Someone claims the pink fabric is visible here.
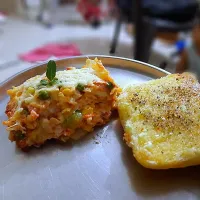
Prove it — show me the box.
[19,43,81,62]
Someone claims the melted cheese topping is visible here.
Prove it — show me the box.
[23,68,102,89]
[13,67,104,115]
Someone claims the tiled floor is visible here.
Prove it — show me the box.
[0,16,176,83]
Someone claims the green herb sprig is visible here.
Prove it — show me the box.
[38,60,59,89]
[46,60,56,82]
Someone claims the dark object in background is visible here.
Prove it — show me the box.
[60,0,76,3]
[110,0,199,63]
[116,0,198,24]
[143,0,198,23]
[91,18,101,28]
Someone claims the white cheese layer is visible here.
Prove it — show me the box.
[14,68,104,114]
[23,68,102,89]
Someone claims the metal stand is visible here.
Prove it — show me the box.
[133,0,156,62]
[109,12,123,54]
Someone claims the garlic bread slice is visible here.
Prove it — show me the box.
[118,73,200,169]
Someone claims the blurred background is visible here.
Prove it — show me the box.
[0,0,200,82]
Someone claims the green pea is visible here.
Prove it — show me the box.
[63,110,82,129]
[40,79,49,86]
[21,108,29,115]
[76,83,85,92]
[49,78,59,86]
[75,110,81,114]
[38,79,49,89]
[38,90,50,100]
[107,82,114,90]
[14,130,25,141]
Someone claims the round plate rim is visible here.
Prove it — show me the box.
[0,55,170,87]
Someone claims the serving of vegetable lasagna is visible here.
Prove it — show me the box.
[3,58,119,149]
